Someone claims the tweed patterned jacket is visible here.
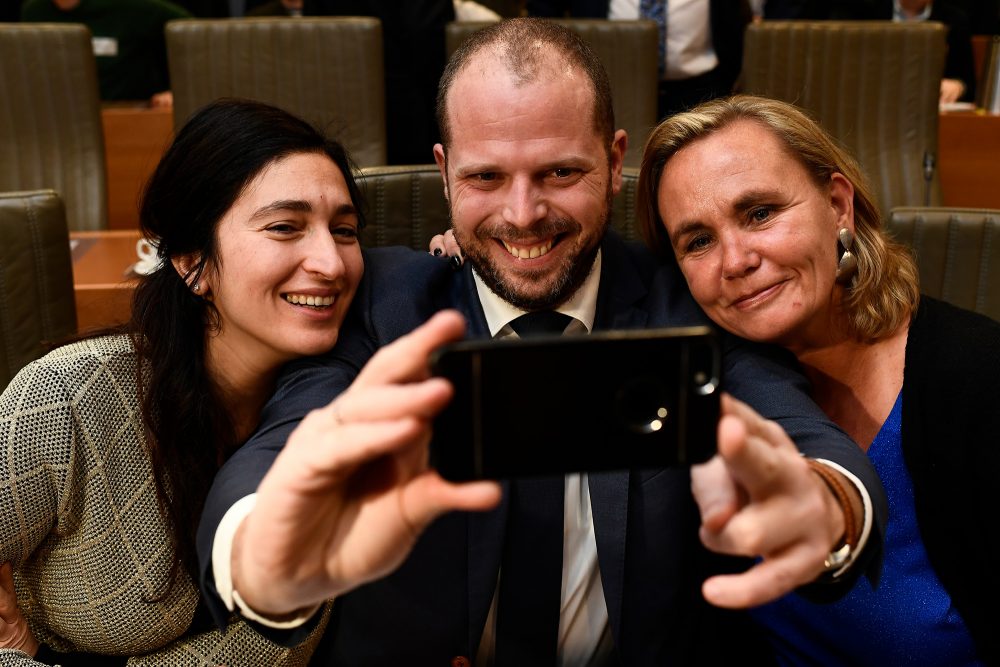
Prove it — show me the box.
[0,335,326,666]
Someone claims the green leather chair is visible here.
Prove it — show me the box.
[888,207,1000,322]
[166,17,387,167]
[0,190,77,390]
[445,19,658,168]
[355,164,641,250]
[0,25,108,231]
[742,21,946,217]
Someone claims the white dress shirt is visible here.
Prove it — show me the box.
[607,0,719,80]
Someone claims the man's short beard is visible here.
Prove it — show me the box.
[454,208,611,312]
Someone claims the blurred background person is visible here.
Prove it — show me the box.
[526,0,752,117]
[170,0,230,15]
[20,0,191,107]
[247,0,303,16]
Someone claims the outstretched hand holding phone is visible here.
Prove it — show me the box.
[230,311,501,618]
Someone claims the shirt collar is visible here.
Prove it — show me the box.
[472,249,602,338]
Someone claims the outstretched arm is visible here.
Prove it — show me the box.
[691,395,868,608]
[230,311,501,618]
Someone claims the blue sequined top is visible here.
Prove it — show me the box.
[750,392,982,666]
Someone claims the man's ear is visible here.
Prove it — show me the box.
[433,143,449,202]
[171,253,209,295]
[609,129,628,196]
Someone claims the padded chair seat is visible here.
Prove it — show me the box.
[0,25,108,231]
[888,207,1000,322]
[0,190,77,389]
[167,17,387,166]
[742,21,946,217]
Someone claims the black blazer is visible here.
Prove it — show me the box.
[197,234,885,664]
[901,297,1000,663]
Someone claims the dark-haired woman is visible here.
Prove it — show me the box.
[0,99,364,665]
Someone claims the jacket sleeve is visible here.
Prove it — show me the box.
[721,335,888,594]
[0,362,73,566]
[195,267,381,646]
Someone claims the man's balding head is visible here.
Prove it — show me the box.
[435,18,615,153]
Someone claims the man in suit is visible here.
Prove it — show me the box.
[197,18,884,665]
[526,0,752,117]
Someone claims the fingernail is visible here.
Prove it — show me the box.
[450,255,462,270]
[433,248,443,256]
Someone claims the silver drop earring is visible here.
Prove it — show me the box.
[835,227,858,284]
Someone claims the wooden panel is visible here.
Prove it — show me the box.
[70,230,140,332]
[101,104,173,230]
[938,110,1000,208]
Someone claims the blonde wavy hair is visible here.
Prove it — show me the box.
[637,95,919,343]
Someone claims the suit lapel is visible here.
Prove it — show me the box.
[466,482,510,653]
[455,262,505,650]
[589,232,655,644]
[588,471,630,643]
[593,232,651,332]
[454,264,491,338]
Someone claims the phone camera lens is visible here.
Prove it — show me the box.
[615,376,671,435]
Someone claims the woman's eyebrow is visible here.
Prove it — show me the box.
[731,189,781,214]
[249,199,312,221]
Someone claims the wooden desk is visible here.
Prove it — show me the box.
[939,110,1000,209]
[101,104,173,230]
[71,230,140,332]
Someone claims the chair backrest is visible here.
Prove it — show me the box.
[742,21,946,217]
[167,17,387,166]
[444,19,658,168]
[888,207,1000,322]
[356,164,640,250]
[0,25,108,231]
[0,190,77,389]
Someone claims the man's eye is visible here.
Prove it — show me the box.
[333,226,358,238]
[475,172,497,182]
[552,167,574,178]
[267,223,296,234]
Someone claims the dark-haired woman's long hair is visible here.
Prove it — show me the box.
[122,99,365,597]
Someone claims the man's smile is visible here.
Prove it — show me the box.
[500,238,555,259]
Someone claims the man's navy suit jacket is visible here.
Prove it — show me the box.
[197,233,885,665]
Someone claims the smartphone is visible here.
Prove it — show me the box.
[429,326,720,481]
